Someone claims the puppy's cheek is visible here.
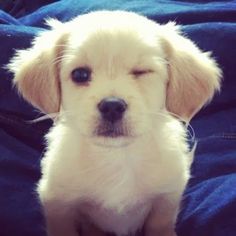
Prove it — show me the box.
[131,114,152,136]
[76,113,98,137]
[127,103,152,136]
[63,103,97,136]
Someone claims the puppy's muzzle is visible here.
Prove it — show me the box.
[98,97,127,122]
[96,97,128,138]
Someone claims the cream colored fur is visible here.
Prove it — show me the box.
[8,11,221,236]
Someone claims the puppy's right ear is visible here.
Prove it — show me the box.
[8,19,68,114]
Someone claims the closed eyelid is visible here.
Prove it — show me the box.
[130,69,154,77]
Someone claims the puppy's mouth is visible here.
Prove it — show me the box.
[94,121,129,138]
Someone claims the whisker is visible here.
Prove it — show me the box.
[26,112,60,123]
[26,108,75,124]
[138,110,196,142]
[51,54,73,66]
[54,44,69,48]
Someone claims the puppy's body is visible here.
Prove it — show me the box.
[9,11,221,236]
[39,115,189,235]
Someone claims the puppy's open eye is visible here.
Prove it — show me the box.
[71,67,91,84]
[131,69,153,78]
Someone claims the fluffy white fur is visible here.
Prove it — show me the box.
[8,11,221,236]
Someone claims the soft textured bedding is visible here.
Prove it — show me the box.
[0,1,236,236]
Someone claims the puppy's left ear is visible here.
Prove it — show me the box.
[160,23,222,122]
[8,19,68,114]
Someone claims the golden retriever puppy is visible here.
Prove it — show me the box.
[8,10,221,236]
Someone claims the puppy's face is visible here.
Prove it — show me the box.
[60,18,168,144]
[9,11,221,146]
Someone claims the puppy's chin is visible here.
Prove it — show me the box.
[91,136,134,148]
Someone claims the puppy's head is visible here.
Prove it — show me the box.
[8,11,221,146]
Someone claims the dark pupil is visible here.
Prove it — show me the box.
[71,67,91,83]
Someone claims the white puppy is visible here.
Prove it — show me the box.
[9,11,221,236]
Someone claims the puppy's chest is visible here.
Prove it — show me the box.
[78,147,156,205]
[76,149,155,234]
[80,199,151,235]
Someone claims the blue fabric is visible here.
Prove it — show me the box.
[0,1,235,236]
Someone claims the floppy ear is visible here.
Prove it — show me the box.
[160,23,222,122]
[8,19,68,114]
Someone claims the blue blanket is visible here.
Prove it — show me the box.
[0,1,236,235]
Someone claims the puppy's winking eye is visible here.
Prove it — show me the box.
[71,67,91,84]
[131,69,153,78]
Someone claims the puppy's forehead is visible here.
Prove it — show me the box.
[68,10,158,34]
[66,11,162,63]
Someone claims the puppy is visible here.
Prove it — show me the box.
[8,11,221,236]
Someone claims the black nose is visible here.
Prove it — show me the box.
[98,97,127,122]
